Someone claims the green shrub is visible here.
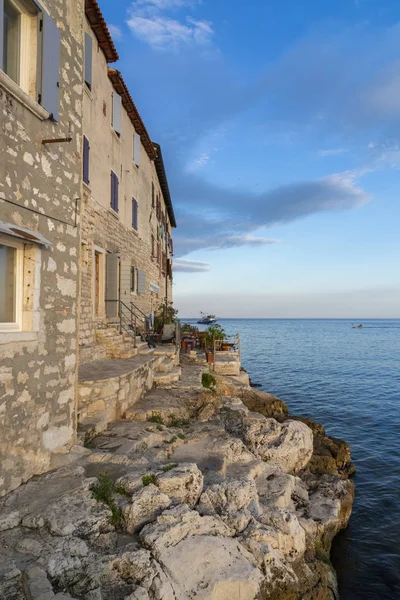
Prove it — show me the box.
[142,474,157,486]
[177,433,185,440]
[168,415,189,428]
[156,424,164,431]
[91,473,123,527]
[148,413,164,424]
[162,463,177,472]
[202,372,216,389]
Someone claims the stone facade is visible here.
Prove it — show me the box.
[79,8,175,357]
[0,0,84,496]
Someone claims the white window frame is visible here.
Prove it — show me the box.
[2,0,41,99]
[0,234,23,332]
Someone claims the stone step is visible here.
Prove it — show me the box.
[96,328,121,338]
[153,368,181,387]
[153,347,178,359]
[138,346,155,356]
[156,357,175,373]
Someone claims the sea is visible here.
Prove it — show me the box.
[182,318,400,599]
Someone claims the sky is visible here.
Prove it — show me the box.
[100,0,400,318]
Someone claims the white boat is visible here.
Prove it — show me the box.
[197,313,217,325]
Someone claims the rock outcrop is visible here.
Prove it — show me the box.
[0,359,354,600]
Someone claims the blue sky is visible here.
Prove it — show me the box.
[100,0,400,317]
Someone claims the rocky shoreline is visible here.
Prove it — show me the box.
[0,358,354,600]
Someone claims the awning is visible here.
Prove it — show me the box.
[0,222,53,249]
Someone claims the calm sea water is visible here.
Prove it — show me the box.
[183,318,400,599]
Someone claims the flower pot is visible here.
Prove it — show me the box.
[206,352,214,364]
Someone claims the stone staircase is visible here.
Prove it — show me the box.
[95,324,154,360]
[77,338,182,439]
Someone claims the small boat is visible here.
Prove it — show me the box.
[197,313,217,325]
[352,324,363,329]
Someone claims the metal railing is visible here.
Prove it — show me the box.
[213,333,241,358]
[105,299,138,347]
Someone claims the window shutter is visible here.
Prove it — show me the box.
[115,175,119,212]
[111,171,119,212]
[151,234,155,257]
[151,182,155,207]
[134,132,141,166]
[132,198,138,230]
[41,12,61,121]
[84,33,93,88]
[112,92,122,134]
[105,253,119,318]
[120,260,131,300]
[137,270,146,295]
[83,136,90,184]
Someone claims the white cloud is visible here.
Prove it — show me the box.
[135,0,200,9]
[108,24,123,41]
[127,0,213,50]
[318,148,348,156]
[186,152,210,172]
[174,258,210,272]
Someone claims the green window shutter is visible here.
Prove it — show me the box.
[137,270,146,295]
[40,11,61,121]
[105,253,119,318]
[84,32,92,88]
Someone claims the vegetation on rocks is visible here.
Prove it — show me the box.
[142,474,157,486]
[202,372,217,389]
[91,472,125,527]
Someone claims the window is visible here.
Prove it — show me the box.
[151,182,155,208]
[112,92,121,135]
[110,171,119,212]
[84,32,92,89]
[130,266,137,293]
[0,236,22,331]
[132,197,138,231]
[133,132,140,166]
[0,0,61,119]
[151,234,155,257]
[83,136,90,185]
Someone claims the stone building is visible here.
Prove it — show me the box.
[79,0,176,363]
[0,0,84,496]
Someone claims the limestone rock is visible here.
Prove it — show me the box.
[140,504,233,554]
[0,510,21,532]
[157,534,263,600]
[15,537,43,557]
[43,488,112,537]
[223,402,313,473]
[122,484,171,533]
[198,478,260,532]
[156,463,203,507]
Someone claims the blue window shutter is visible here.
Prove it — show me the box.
[114,173,119,212]
[84,33,92,88]
[132,198,138,230]
[112,93,122,134]
[134,132,141,166]
[41,11,60,121]
[83,136,90,184]
[110,172,115,210]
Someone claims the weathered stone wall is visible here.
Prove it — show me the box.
[0,0,84,496]
[79,16,173,355]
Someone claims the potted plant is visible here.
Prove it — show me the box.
[204,324,225,363]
